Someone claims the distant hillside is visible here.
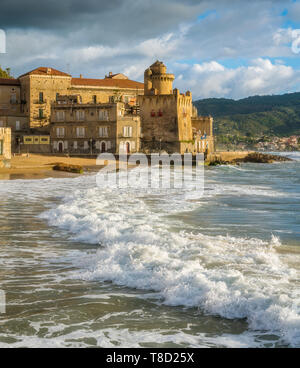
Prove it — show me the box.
[193,92,300,137]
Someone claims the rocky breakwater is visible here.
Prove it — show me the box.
[206,152,292,166]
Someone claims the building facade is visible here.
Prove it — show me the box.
[50,96,140,155]
[139,61,214,155]
[17,67,144,129]
[0,127,11,168]
[0,62,214,156]
[0,78,30,153]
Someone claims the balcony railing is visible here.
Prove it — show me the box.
[34,99,47,104]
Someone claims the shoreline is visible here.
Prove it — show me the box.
[0,151,296,180]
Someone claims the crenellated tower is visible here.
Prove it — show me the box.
[144,61,175,96]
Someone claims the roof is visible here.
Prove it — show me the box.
[71,77,144,90]
[18,67,71,78]
[0,78,20,86]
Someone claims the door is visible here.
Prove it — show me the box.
[101,142,106,153]
[126,142,130,154]
[58,142,64,153]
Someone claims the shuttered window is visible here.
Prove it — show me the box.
[76,127,85,138]
[99,127,108,137]
[56,127,65,137]
[123,126,133,137]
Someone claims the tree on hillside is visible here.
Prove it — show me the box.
[0,65,13,78]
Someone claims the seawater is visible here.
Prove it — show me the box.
[0,152,299,348]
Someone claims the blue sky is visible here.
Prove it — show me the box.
[1,0,300,100]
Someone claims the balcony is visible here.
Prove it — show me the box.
[34,99,47,104]
[34,115,47,120]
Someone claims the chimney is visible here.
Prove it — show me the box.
[109,72,112,77]
[47,68,52,74]
[80,74,83,78]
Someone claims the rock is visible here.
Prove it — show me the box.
[234,152,292,164]
[53,163,83,174]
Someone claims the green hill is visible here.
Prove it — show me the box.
[193,92,300,137]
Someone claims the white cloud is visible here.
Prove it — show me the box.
[174,58,299,99]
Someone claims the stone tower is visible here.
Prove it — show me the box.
[144,61,175,96]
[139,61,194,154]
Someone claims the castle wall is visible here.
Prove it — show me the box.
[138,91,194,154]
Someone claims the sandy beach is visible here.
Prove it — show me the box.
[0,154,103,180]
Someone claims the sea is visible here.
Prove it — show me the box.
[0,152,299,348]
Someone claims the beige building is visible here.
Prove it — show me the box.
[0,62,214,156]
[50,95,140,154]
[0,127,11,168]
[17,67,144,129]
[139,61,214,154]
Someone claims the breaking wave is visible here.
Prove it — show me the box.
[40,170,300,347]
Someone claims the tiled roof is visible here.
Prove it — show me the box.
[18,67,71,78]
[71,77,144,89]
[0,78,20,86]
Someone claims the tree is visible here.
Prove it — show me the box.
[0,65,13,78]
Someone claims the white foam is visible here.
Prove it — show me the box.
[40,171,300,347]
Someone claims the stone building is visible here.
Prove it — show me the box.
[0,62,214,156]
[0,78,29,153]
[17,67,144,129]
[0,127,11,168]
[50,95,140,154]
[139,61,214,154]
[192,111,214,154]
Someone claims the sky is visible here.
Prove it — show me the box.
[1,0,300,100]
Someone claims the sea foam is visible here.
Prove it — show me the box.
[40,169,300,347]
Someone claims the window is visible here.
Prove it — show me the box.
[56,93,59,101]
[73,141,78,149]
[99,110,109,121]
[99,126,108,137]
[76,110,85,121]
[10,93,17,104]
[16,121,20,131]
[0,121,3,127]
[39,109,44,119]
[0,140,3,155]
[39,92,44,103]
[56,111,65,121]
[84,141,89,150]
[123,126,133,137]
[56,127,65,138]
[76,127,85,138]
[93,95,97,104]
